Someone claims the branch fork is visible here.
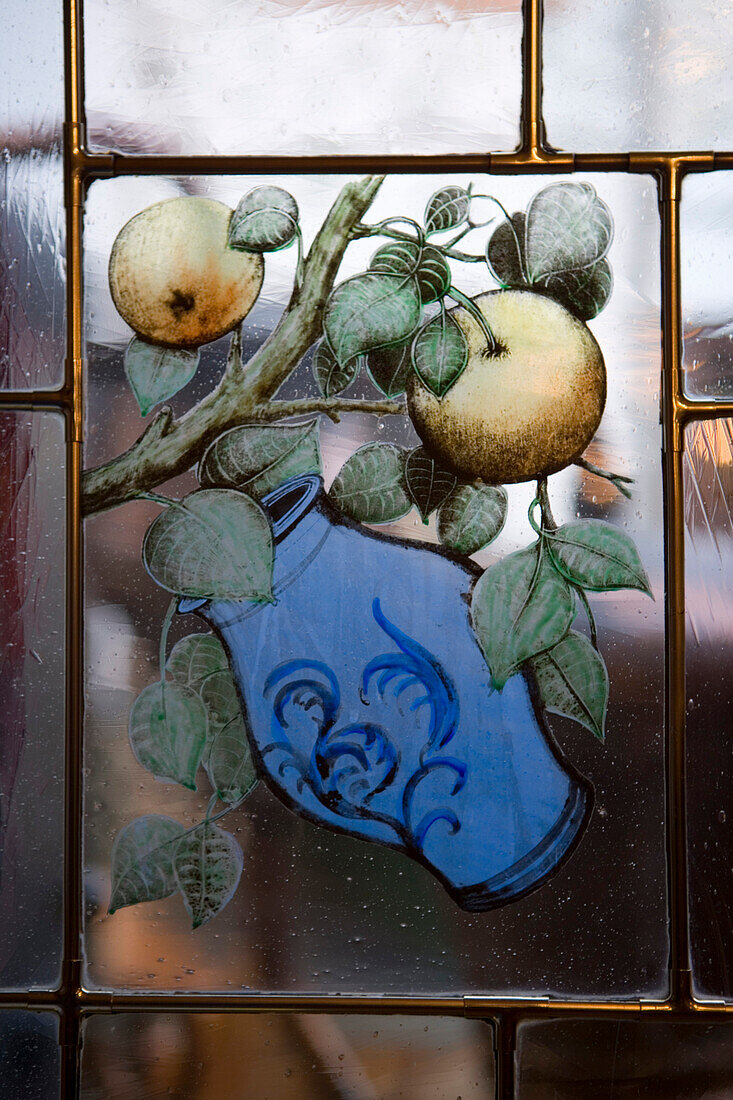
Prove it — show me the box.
[83,176,387,516]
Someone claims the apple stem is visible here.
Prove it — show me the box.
[536,478,557,531]
[448,287,498,355]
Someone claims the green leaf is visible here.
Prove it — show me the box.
[525,182,613,282]
[411,311,468,398]
[109,814,185,913]
[128,681,208,789]
[485,213,526,287]
[366,342,412,397]
[424,185,471,235]
[530,630,609,741]
[437,484,508,555]
[370,240,451,304]
[313,338,360,397]
[199,421,321,500]
[405,447,457,522]
[174,821,244,928]
[329,442,411,524]
[471,542,575,689]
[324,272,422,370]
[166,633,230,694]
[124,337,199,417]
[143,489,274,600]
[228,185,299,252]
[546,519,652,595]
[200,670,258,804]
[537,258,613,320]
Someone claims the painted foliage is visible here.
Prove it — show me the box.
[85,177,651,928]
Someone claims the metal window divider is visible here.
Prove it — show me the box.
[0,0,731,1096]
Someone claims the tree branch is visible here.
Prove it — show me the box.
[254,397,404,424]
[82,175,386,516]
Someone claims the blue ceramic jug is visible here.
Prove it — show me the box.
[183,474,592,910]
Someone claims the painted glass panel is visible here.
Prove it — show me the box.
[516,1017,733,1097]
[681,173,733,399]
[80,1013,493,1097]
[685,417,733,1000]
[0,1011,60,1100]
[84,0,522,156]
[83,173,666,996]
[544,0,733,153]
[1,0,65,389]
[0,411,65,989]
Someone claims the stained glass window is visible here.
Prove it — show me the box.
[4,0,733,1096]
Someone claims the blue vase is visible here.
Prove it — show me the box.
[183,474,593,911]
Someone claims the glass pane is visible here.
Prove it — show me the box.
[1,0,65,389]
[681,172,733,399]
[685,417,733,1000]
[81,1013,493,1098]
[83,173,665,997]
[544,0,733,153]
[84,0,522,156]
[0,1011,60,1099]
[0,411,65,988]
[516,1017,733,1097]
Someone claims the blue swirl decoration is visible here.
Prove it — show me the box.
[262,598,464,853]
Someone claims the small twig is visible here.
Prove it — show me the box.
[254,397,405,425]
[575,456,634,499]
[350,222,486,263]
[224,325,243,377]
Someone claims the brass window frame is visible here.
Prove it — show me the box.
[3,0,733,1095]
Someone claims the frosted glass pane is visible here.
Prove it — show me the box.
[685,418,733,1000]
[0,1012,60,1100]
[1,0,62,142]
[0,0,65,390]
[83,173,665,997]
[681,173,733,399]
[80,1014,493,1098]
[85,0,522,156]
[517,1018,733,1097]
[0,412,65,989]
[544,0,733,152]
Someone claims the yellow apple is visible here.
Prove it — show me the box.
[108,197,264,348]
[407,289,606,484]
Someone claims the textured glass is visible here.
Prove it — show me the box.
[83,173,665,996]
[544,0,733,153]
[517,1017,733,1097]
[80,1013,493,1098]
[0,1012,60,1100]
[84,0,522,156]
[681,173,733,399]
[0,412,65,988]
[685,417,733,1000]
[1,0,65,389]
